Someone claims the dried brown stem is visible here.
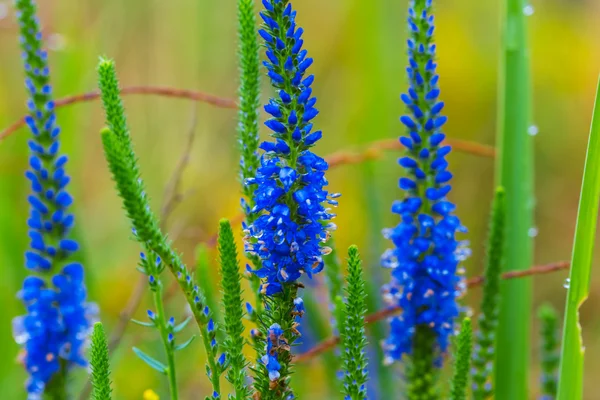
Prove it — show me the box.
[294,260,570,363]
[0,86,236,141]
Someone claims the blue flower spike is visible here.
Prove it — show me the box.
[245,0,338,396]
[381,0,469,396]
[12,0,95,397]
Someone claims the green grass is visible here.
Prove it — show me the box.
[557,76,600,400]
[494,0,534,397]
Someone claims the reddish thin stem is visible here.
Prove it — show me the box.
[294,260,570,363]
[0,86,237,141]
[326,137,495,168]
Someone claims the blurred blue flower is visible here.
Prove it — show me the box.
[12,1,95,396]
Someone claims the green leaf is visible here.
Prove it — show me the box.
[90,322,113,400]
[450,318,473,400]
[173,316,192,333]
[494,0,535,397]
[472,187,506,399]
[557,76,600,400]
[341,245,369,400]
[131,319,155,328]
[174,335,197,352]
[132,347,167,375]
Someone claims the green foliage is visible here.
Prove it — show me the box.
[140,253,180,400]
[341,245,369,400]
[236,0,264,319]
[450,318,473,400]
[90,323,113,400]
[558,77,600,400]
[236,0,261,199]
[218,219,252,399]
[494,0,534,396]
[473,187,506,399]
[406,326,439,400]
[98,60,162,248]
[539,304,560,398]
[97,58,221,397]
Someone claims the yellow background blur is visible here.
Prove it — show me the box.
[0,0,599,398]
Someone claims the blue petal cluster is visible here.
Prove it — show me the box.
[244,0,338,296]
[261,323,285,381]
[12,2,94,397]
[13,264,94,397]
[381,0,469,363]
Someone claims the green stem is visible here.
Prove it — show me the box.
[494,0,534,397]
[44,361,68,400]
[200,325,221,395]
[152,282,178,400]
[407,326,438,400]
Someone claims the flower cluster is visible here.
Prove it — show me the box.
[244,0,338,296]
[12,0,94,397]
[261,324,286,381]
[381,0,468,362]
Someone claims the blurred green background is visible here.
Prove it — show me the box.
[1,0,599,398]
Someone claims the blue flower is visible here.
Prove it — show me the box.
[381,0,469,363]
[12,1,95,396]
[244,0,338,296]
[261,324,285,381]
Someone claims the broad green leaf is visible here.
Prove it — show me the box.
[557,76,600,400]
[132,347,167,375]
[131,319,155,328]
[174,335,197,352]
[173,316,192,333]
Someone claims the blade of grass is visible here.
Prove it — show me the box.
[494,0,534,397]
[557,76,600,400]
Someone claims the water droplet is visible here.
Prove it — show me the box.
[528,227,539,238]
[47,33,67,52]
[523,5,534,16]
[528,125,539,136]
[0,3,8,20]
[563,278,571,289]
[12,317,29,345]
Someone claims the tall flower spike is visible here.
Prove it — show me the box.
[12,1,94,397]
[381,0,468,395]
[245,0,337,296]
[245,0,337,397]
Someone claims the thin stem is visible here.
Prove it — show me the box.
[152,282,179,400]
[1,86,236,141]
[44,361,68,400]
[200,325,221,395]
[294,260,570,363]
